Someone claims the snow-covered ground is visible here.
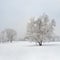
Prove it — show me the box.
[0,41,60,60]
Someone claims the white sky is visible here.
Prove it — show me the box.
[0,0,60,38]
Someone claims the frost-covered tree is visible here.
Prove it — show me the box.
[0,29,17,43]
[0,30,6,42]
[5,29,17,42]
[25,14,56,46]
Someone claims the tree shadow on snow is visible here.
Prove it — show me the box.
[43,44,60,46]
[26,43,60,47]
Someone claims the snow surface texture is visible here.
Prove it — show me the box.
[0,41,60,60]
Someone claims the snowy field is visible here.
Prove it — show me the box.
[0,41,60,60]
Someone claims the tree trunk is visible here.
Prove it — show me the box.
[10,40,12,43]
[38,40,42,46]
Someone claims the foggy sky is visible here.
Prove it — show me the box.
[0,0,60,38]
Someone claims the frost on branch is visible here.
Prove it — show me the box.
[25,14,56,46]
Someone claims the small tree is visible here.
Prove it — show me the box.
[5,29,17,42]
[0,30,7,42]
[1,29,17,43]
[25,14,56,46]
